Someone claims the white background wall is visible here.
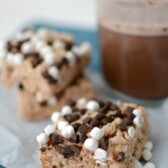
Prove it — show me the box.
[0,0,97,37]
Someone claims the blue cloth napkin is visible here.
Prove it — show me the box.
[29,22,101,72]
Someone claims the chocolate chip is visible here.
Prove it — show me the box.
[72,123,81,132]
[64,113,80,123]
[79,109,87,115]
[115,152,125,162]
[90,119,100,127]
[18,83,24,90]
[70,145,81,154]
[56,57,68,70]
[101,118,110,125]
[31,55,43,68]
[97,100,105,108]
[65,42,73,51]
[99,101,112,114]
[51,134,64,145]
[55,145,64,154]
[40,147,46,152]
[72,106,79,112]
[78,124,87,134]
[66,99,76,107]
[42,70,57,84]
[83,117,92,124]
[110,104,119,111]
[126,107,134,113]
[119,122,127,131]
[70,134,80,143]
[113,110,123,118]
[79,133,88,143]
[96,113,106,120]
[63,146,73,156]
[39,101,47,106]
[52,166,56,168]
[99,137,109,150]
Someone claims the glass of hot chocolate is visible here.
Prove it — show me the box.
[97,0,168,100]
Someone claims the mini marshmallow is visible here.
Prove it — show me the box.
[134,160,143,168]
[48,66,59,80]
[77,98,87,107]
[51,112,61,123]
[53,40,65,49]
[36,133,49,145]
[47,97,57,106]
[6,53,14,64]
[21,41,35,54]
[40,45,53,56]
[12,53,24,65]
[90,127,104,140]
[36,28,52,41]
[43,52,55,64]
[79,42,92,55]
[133,116,143,127]
[95,160,107,167]
[65,51,76,67]
[57,121,69,131]
[61,125,75,138]
[142,149,152,161]
[86,100,100,111]
[143,162,155,168]
[34,40,46,51]
[35,93,45,103]
[61,105,72,116]
[133,109,142,117]
[84,138,98,151]
[44,124,56,135]
[144,141,153,151]
[128,127,135,138]
[93,148,107,161]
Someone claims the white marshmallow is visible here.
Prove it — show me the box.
[95,160,107,167]
[36,28,52,41]
[86,100,100,111]
[6,53,14,64]
[90,127,104,140]
[21,42,35,54]
[15,31,33,41]
[84,138,98,151]
[77,98,87,107]
[61,105,72,116]
[61,125,75,138]
[133,117,143,127]
[51,112,61,123]
[65,51,76,67]
[134,160,143,168]
[72,45,81,55]
[40,45,52,56]
[48,66,59,80]
[143,162,155,168]
[35,93,45,103]
[142,149,153,161]
[53,40,65,49]
[133,109,142,117]
[12,53,24,65]
[34,40,46,51]
[36,133,49,144]
[93,148,107,161]
[43,52,55,64]
[144,141,153,151]
[128,127,135,138]
[44,124,56,135]
[57,121,69,131]
[47,97,57,106]
[79,42,92,55]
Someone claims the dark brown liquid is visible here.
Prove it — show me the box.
[100,25,168,98]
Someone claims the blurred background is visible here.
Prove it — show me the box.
[0,0,97,37]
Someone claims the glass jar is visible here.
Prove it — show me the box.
[97,0,168,99]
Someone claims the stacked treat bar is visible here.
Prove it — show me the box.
[36,99,154,168]
[0,28,96,120]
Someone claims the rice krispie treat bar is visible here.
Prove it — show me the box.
[0,28,91,98]
[18,76,97,120]
[36,99,151,168]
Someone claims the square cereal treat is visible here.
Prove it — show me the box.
[18,76,97,120]
[0,28,91,98]
[36,99,151,168]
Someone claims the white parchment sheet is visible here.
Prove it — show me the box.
[0,73,167,168]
